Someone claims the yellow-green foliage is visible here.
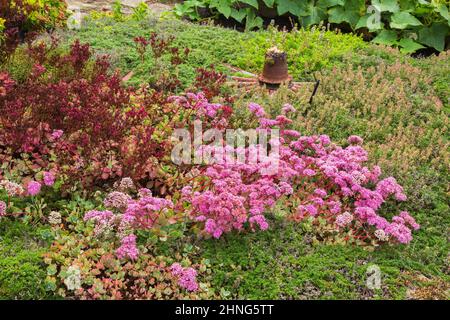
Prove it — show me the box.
[235,24,367,80]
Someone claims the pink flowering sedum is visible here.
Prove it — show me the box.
[51,129,63,140]
[180,98,419,245]
[0,200,6,216]
[170,263,199,292]
[116,234,139,260]
[0,180,24,196]
[43,171,56,186]
[27,181,42,196]
[84,190,174,259]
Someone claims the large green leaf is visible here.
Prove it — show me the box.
[245,8,263,30]
[372,0,399,13]
[261,0,276,7]
[240,0,259,9]
[418,23,449,51]
[317,0,345,8]
[390,11,422,29]
[210,0,233,18]
[301,3,327,26]
[398,38,425,53]
[372,29,398,45]
[399,0,415,11]
[276,0,309,16]
[230,8,247,23]
[328,0,363,28]
[435,4,450,26]
[355,13,383,31]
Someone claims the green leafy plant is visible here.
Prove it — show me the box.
[173,0,450,52]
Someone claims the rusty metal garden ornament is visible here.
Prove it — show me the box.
[225,46,320,103]
[259,47,292,85]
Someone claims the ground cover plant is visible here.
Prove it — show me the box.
[0,2,448,300]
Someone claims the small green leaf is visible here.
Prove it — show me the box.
[398,38,425,53]
[47,265,57,276]
[390,11,422,29]
[372,29,398,45]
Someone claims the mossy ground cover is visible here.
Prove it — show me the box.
[1,15,448,299]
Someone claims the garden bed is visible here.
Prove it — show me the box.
[0,2,449,300]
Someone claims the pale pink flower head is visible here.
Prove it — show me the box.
[0,180,24,197]
[51,129,64,140]
[43,171,55,186]
[348,135,363,145]
[248,102,266,118]
[281,103,295,114]
[335,211,353,227]
[0,200,6,216]
[27,181,41,196]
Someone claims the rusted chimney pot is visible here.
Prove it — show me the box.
[259,47,292,85]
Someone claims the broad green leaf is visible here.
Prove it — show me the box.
[276,0,309,16]
[355,15,368,29]
[301,4,327,26]
[399,0,415,11]
[398,38,425,53]
[418,23,449,51]
[213,3,232,18]
[240,0,259,9]
[372,0,399,13]
[356,13,383,31]
[390,11,422,29]
[372,29,398,45]
[245,8,263,30]
[317,0,345,8]
[261,0,276,7]
[435,4,450,26]
[328,5,361,28]
[230,8,247,23]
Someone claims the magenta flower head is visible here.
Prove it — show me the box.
[51,129,63,140]
[27,181,42,196]
[43,171,56,186]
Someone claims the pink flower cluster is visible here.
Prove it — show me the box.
[116,234,139,260]
[27,181,42,196]
[170,263,199,292]
[84,189,173,259]
[182,101,419,244]
[43,171,55,186]
[168,92,230,129]
[182,160,292,238]
[0,200,6,216]
[0,180,24,196]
